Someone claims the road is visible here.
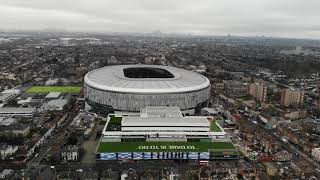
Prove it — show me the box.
[237,110,320,175]
[272,132,320,169]
[27,99,81,169]
[27,144,51,168]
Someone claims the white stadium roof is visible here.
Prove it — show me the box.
[84,65,210,94]
[121,116,210,127]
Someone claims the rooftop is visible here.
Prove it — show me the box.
[0,93,14,102]
[1,89,20,94]
[140,106,183,118]
[0,117,16,126]
[45,99,68,108]
[122,116,210,127]
[84,65,210,94]
[0,107,36,114]
[104,107,224,132]
[45,92,62,99]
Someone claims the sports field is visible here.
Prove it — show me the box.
[97,141,237,153]
[26,86,82,93]
[210,121,223,132]
[109,115,122,124]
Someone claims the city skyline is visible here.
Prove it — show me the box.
[0,0,320,39]
[0,1,320,178]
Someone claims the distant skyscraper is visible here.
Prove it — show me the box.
[295,46,302,54]
[248,83,267,102]
[280,89,304,107]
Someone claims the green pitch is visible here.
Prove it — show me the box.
[109,115,122,124]
[210,121,223,132]
[26,86,82,93]
[97,141,237,153]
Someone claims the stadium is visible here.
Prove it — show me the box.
[84,65,210,115]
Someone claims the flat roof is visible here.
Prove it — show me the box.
[97,141,237,153]
[141,106,183,118]
[0,107,36,114]
[121,116,210,127]
[103,131,226,136]
[202,107,219,114]
[84,65,210,94]
[0,93,13,101]
[45,99,68,108]
[45,92,62,99]
[0,117,16,126]
[1,89,20,94]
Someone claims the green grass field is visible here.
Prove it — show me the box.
[210,122,223,132]
[97,141,237,153]
[109,115,122,124]
[26,86,82,93]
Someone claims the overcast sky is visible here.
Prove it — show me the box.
[0,0,319,39]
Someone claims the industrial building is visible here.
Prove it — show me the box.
[0,107,36,117]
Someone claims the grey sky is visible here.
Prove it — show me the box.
[0,0,319,38]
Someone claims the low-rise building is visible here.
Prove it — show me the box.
[0,107,36,117]
[241,100,256,109]
[258,115,278,129]
[45,92,62,100]
[224,80,248,98]
[274,150,292,162]
[0,123,31,136]
[0,143,18,160]
[70,111,96,130]
[281,110,307,120]
[0,117,16,126]
[0,169,13,179]
[61,145,79,162]
[45,78,59,86]
[17,97,32,106]
[265,163,277,176]
[0,89,20,106]
[213,82,224,94]
[42,99,68,111]
[201,106,223,117]
[311,147,320,162]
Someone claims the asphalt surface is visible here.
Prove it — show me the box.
[237,111,320,177]
[27,100,80,169]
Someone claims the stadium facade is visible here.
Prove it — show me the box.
[96,106,239,161]
[84,65,210,115]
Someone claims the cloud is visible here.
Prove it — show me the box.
[0,0,319,38]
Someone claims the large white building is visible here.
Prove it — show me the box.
[97,106,238,161]
[102,106,227,142]
[84,65,210,115]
